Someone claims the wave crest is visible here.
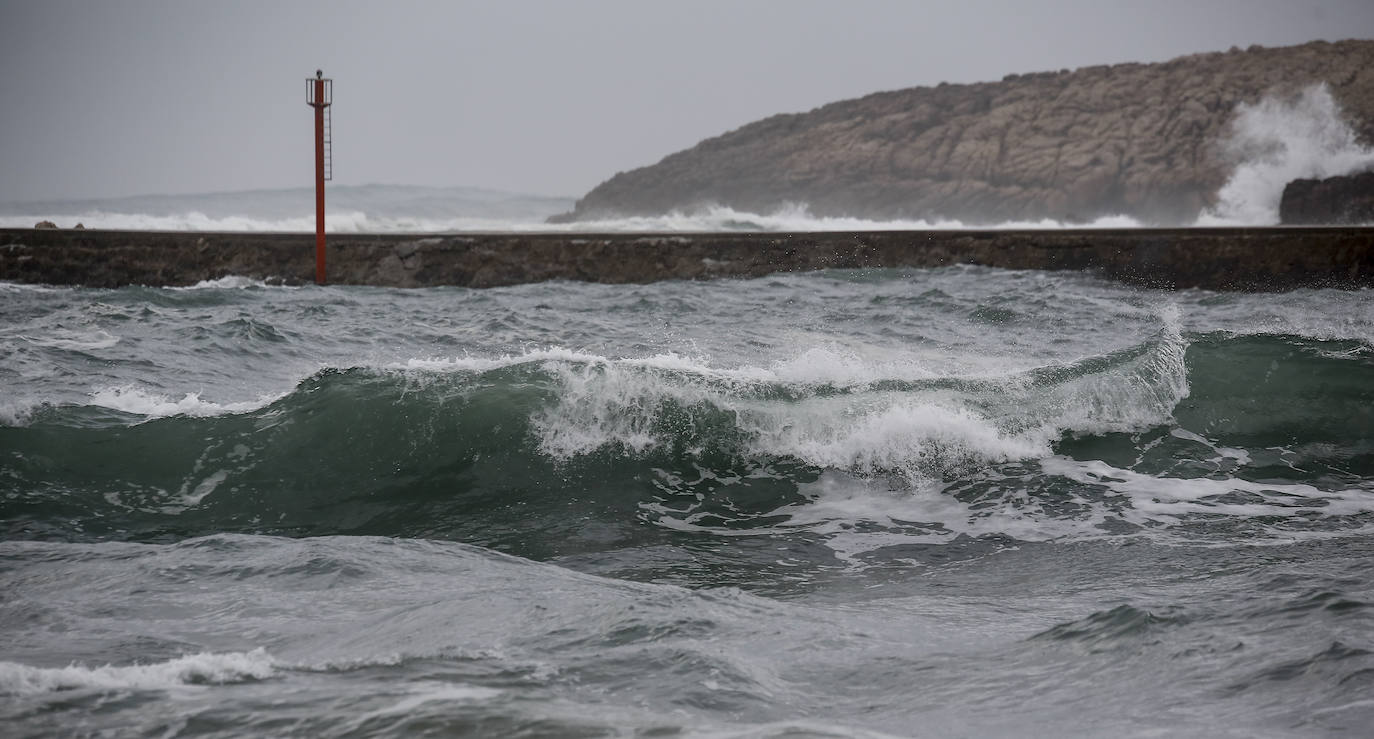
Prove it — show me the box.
[0,648,277,696]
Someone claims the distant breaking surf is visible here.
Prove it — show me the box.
[2,85,1371,233]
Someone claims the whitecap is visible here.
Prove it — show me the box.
[87,385,281,419]
[0,648,277,696]
[173,275,275,290]
[20,329,120,351]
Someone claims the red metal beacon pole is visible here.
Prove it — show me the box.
[306,70,333,285]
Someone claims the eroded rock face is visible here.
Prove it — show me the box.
[562,40,1374,225]
[1280,171,1374,224]
[34,221,57,229]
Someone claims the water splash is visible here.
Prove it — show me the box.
[1198,84,1374,226]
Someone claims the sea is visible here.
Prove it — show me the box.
[4,84,1374,737]
[3,247,1373,737]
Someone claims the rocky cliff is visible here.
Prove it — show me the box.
[560,40,1374,225]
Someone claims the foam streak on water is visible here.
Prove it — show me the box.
[0,195,1147,232]
[2,267,1373,737]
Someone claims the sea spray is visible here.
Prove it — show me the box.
[1198,83,1374,225]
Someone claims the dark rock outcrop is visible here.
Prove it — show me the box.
[560,40,1374,225]
[1280,170,1374,224]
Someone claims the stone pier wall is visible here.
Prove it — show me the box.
[1,227,1372,291]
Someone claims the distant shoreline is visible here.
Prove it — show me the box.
[2,227,1372,291]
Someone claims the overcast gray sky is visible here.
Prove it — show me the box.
[2,0,1371,201]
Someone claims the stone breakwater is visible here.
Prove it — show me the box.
[1,227,1372,291]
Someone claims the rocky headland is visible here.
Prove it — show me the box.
[557,40,1374,225]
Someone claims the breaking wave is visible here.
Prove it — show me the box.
[6,323,1372,550]
[0,202,1143,233]
[0,649,278,696]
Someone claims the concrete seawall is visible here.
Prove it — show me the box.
[2,227,1372,291]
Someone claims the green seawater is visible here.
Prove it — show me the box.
[2,266,1373,737]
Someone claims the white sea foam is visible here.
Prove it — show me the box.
[396,346,626,374]
[741,347,1180,484]
[751,447,1374,560]
[0,206,1145,232]
[175,275,276,290]
[746,399,1050,480]
[0,281,62,293]
[1028,304,1190,437]
[645,462,1118,563]
[399,347,1014,467]
[0,193,1144,234]
[401,343,1028,394]
[508,310,1189,481]
[0,399,42,427]
[356,682,501,721]
[0,209,545,233]
[20,329,120,351]
[551,203,1144,233]
[0,185,572,232]
[531,355,718,457]
[0,649,278,696]
[1198,84,1374,226]
[88,385,280,419]
[785,470,1113,555]
[766,346,941,386]
[393,305,1188,480]
[1041,456,1374,526]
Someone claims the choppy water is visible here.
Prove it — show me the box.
[3,266,1374,737]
